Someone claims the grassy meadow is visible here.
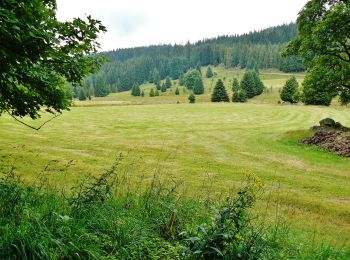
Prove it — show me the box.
[1,67,349,251]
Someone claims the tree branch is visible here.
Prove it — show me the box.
[6,110,61,131]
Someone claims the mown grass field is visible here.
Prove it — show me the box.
[1,67,349,250]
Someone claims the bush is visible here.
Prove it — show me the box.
[175,87,180,95]
[188,93,196,103]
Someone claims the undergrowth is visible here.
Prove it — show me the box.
[0,156,349,259]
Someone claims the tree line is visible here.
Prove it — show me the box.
[75,23,303,98]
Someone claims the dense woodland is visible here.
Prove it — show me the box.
[79,23,303,97]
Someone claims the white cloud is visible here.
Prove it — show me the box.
[56,0,308,51]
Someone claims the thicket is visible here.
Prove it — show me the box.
[0,158,348,259]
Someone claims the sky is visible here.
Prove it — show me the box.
[56,0,309,51]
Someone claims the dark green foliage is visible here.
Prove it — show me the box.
[240,71,265,99]
[165,76,172,88]
[280,76,300,103]
[232,89,247,103]
[149,88,155,97]
[302,68,337,106]
[94,75,109,97]
[188,93,196,103]
[232,78,240,92]
[78,89,87,101]
[182,175,268,259]
[179,74,185,86]
[141,90,145,97]
[155,89,160,96]
[206,66,214,78]
[155,81,161,90]
[211,79,229,102]
[284,0,350,105]
[0,0,106,119]
[131,84,141,96]
[175,88,180,95]
[161,83,167,93]
[184,69,202,90]
[193,77,205,95]
[150,68,161,83]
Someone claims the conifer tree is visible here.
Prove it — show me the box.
[206,66,214,78]
[131,84,141,96]
[211,79,229,102]
[149,88,155,97]
[188,93,196,103]
[155,81,161,90]
[141,90,145,97]
[78,88,87,101]
[232,89,247,102]
[252,71,265,96]
[95,75,109,97]
[193,77,204,95]
[155,89,160,96]
[240,71,264,99]
[175,87,180,95]
[161,83,167,92]
[280,76,300,103]
[165,76,172,88]
[232,78,239,92]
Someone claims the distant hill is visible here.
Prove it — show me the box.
[80,23,303,96]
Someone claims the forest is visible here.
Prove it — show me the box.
[80,23,303,97]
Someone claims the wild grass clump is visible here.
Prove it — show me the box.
[0,157,349,259]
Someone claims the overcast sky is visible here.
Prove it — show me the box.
[57,0,308,51]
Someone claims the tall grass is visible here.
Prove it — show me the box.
[0,157,349,259]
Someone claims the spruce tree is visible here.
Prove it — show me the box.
[155,89,160,96]
[252,71,265,96]
[188,93,196,103]
[206,66,214,78]
[161,83,167,92]
[131,84,141,96]
[240,71,256,99]
[232,89,247,103]
[211,79,229,102]
[141,90,145,97]
[78,88,87,101]
[232,78,239,92]
[280,76,300,103]
[165,76,172,88]
[175,87,180,95]
[193,77,204,95]
[155,81,161,90]
[95,75,109,97]
[149,88,155,97]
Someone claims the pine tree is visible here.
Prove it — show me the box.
[78,88,87,101]
[131,84,141,96]
[188,93,196,103]
[165,76,172,88]
[211,79,229,102]
[252,71,265,96]
[232,78,239,92]
[206,66,214,78]
[149,88,155,97]
[175,87,180,95]
[94,75,109,97]
[280,76,300,103]
[155,89,160,96]
[193,77,204,95]
[161,83,167,92]
[240,71,256,98]
[232,89,247,102]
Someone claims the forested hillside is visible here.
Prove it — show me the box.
[81,23,303,96]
